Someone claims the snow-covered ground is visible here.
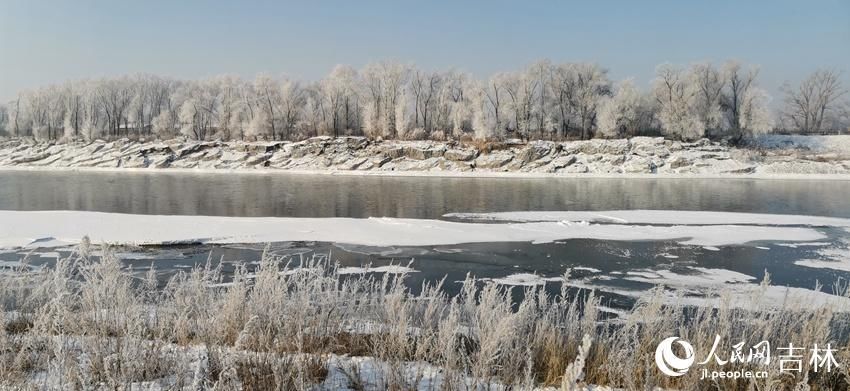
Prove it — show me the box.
[3,135,850,176]
[0,210,833,249]
[753,134,850,154]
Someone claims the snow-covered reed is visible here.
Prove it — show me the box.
[1,240,848,390]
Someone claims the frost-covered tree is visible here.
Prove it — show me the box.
[248,74,280,140]
[126,77,149,138]
[719,61,769,141]
[300,89,325,138]
[61,82,83,139]
[24,88,52,140]
[151,110,175,139]
[394,91,414,138]
[321,65,360,137]
[378,68,474,140]
[571,63,611,139]
[549,63,578,138]
[442,70,473,138]
[473,76,506,140]
[3,59,843,142]
[528,60,553,137]
[597,79,653,138]
[172,79,220,140]
[233,79,257,140]
[279,78,305,140]
[501,71,539,140]
[123,74,172,138]
[0,104,8,137]
[46,85,66,140]
[213,75,242,140]
[737,88,773,136]
[650,60,770,142]
[6,96,28,137]
[247,75,305,140]
[411,68,443,136]
[781,69,847,134]
[361,62,410,138]
[689,62,725,133]
[178,98,203,140]
[547,63,611,139]
[149,76,174,132]
[361,65,384,138]
[653,63,703,141]
[97,77,134,137]
[80,80,105,140]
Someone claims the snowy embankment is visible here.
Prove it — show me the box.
[0,209,840,250]
[2,134,850,176]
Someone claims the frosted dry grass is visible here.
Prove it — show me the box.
[0,240,849,390]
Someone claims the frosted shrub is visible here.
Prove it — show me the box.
[561,334,592,390]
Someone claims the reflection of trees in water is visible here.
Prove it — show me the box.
[2,172,850,219]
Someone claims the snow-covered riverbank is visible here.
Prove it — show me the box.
[2,135,850,176]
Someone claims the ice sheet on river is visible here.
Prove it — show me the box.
[445,210,850,227]
[479,267,850,311]
[0,210,832,249]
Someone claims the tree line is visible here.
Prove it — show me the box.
[0,60,846,143]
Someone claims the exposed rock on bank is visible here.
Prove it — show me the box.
[1,136,849,175]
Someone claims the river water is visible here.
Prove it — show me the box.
[2,170,850,307]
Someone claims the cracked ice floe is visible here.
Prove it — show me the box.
[487,273,563,286]
[573,267,850,311]
[795,245,850,272]
[775,242,832,248]
[24,237,73,248]
[0,210,831,250]
[571,266,602,273]
[337,265,418,275]
[462,266,849,312]
[623,267,755,286]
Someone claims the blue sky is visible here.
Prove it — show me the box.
[1,0,848,102]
